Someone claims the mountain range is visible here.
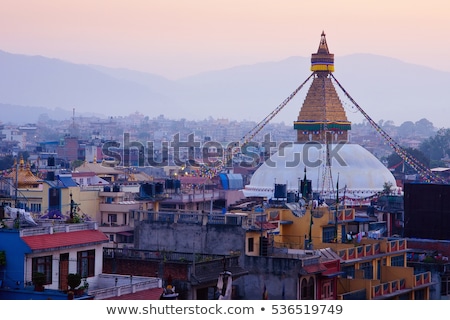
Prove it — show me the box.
[1,50,449,129]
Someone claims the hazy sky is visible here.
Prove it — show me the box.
[1,0,449,79]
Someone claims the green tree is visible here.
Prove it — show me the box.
[419,128,450,165]
[386,147,430,175]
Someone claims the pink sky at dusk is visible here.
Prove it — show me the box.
[1,0,449,79]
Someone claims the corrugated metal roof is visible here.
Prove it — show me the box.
[59,176,79,187]
[22,230,109,251]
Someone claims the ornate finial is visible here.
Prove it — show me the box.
[311,31,334,73]
[19,154,25,169]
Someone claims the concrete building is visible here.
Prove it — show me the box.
[0,219,163,300]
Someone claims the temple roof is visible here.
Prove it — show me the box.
[74,160,119,175]
[6,156,41,188]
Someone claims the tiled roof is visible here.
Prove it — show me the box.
[302,263,328,274]
[22,230,109,251]
[255,221,278,230]
[103,288,164,300]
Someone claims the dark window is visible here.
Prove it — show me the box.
[322,226,335,243]
[414,288,426,300]
[342,265,355,279]
[248,237,254,252]
[441,275,450,296]
[108,214,117,223]
[391,255,404,267]
[300,277,315,300]
[359,262,373,279]
[77,249,95,278]
[32,256,52,285]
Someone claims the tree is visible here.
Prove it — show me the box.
[386,147,430,175]
[415,118,435,137]
[398,121,415,137]
[419,128,450,164]
[383,181,394,195]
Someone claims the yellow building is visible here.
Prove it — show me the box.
[261,202,433,299]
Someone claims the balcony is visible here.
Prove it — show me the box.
[337,238,406,261]
[99,202,140,213]
[372,278,407,298]
[370,271,431,299]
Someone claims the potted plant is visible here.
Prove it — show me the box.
[32,272,46,292]
[67,273,82,293]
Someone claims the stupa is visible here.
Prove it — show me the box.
[242,32,399,203]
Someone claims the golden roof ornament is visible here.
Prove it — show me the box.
[310,31,335,74]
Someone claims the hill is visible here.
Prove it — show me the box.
[0,50,449,128]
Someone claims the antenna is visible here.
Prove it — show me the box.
[72,108,76,131]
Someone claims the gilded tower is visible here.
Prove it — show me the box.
[294,32,351,143]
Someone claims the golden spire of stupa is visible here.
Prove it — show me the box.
[294,31,351,143]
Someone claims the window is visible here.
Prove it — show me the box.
[77,249,95,278]
[300,277,315,300]
[322,226,336,243]
[359,262,373,279]
[342,265,355,279]
[248,237,254,252]
[108,214,117,223]
[441,275,450,296]
[414,288,426,300]
[391,255,404,267]
[30,203,41,213]
[32,255,52,285]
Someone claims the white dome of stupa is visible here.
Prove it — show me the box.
[243,142,399,202]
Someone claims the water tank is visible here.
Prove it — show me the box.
[155,182,164,194]
[103,186,111,192]
[274,184,287,198]
[165,179,174,189]
[300,180,312,198]
[112,185,120,192]
[46,171,55,181]
[140,183,155,197]
[47,157,55,167]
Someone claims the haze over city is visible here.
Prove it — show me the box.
[1,1,450,128]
